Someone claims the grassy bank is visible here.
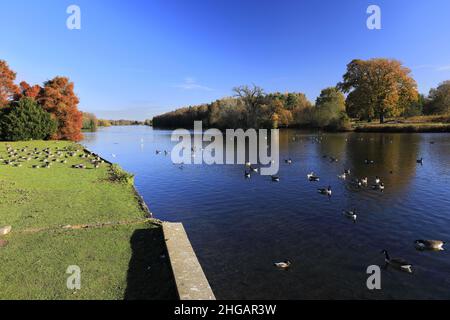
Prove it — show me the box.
[0,141,177,299]
[352,115,450,132]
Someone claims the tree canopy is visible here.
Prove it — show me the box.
[39,77,83,141]
[338,58,418,123]
[424,80,450,115]
[0,60,19,107]
[0,98,56,141]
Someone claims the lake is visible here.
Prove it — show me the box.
[83,126,450,299]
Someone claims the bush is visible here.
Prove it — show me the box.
[0,98,56,141]
[109,164,134,185]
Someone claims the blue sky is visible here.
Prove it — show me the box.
[1,0,450,120]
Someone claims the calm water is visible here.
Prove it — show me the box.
[83,126,450,299]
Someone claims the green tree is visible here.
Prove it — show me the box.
[424,80,450,115]
[0,98,56,141]
[338,58,418,123]
[315,87,346,111]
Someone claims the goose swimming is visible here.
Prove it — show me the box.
[414,240,445,251]
[343,209,357,222]
[372,182,385,191]
[381,250,413,273]
[274,260,291,270]
[338,173,347,180]
[417,158,423,165]
[244,171,251,179]
[271,175,280,182]
[318,186,332,196]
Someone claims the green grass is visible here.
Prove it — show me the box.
[0,141,177,300]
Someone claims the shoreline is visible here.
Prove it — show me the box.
[152,123,450,133]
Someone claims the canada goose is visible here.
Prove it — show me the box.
[155,150,161,155]
[343,209,357,222]
[372,182,385,191]
[375,176,381,184]
[338,173,347,180]
[381,250,413,273]
[417,158,423,165]
[365,159,374,164]
[244,171,251,179]
[318,186,332,196]
[329,157,338,163]
[361,177,368,185]
[414,240,445,251]
[274,261,291,270]
[344,169,351,175]
[250,166,258,173]
[307,172,315,179]
[271,175,280,182]
[285,159,292,164]
[308,174,320,182]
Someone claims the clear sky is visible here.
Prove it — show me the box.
[1,0,450,120]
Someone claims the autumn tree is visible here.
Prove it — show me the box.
[338,58,418,123]
[0,60,19,107]
[424,80,450,115]
[14,81,42,101]
[233,84,265,128]
[39,77,83,141]
[82,112,98,131]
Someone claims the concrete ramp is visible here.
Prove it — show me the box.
[163,222,216,300]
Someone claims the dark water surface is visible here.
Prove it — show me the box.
[83,126,450,299]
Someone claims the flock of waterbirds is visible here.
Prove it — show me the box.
[1,144,105,170]
[152,135,445,274]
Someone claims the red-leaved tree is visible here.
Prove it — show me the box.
[39,77,83,141]
[0,60,19,107]
[14,81,42,101]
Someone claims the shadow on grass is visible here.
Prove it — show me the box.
[124,227,178,300]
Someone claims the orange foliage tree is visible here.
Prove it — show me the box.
[38,77,83,141]
[0,60,19,107]
[16,81,42,100]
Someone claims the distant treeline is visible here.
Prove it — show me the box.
[153,87,350,131]
[82,114,152,131]
[153,58,450,131]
